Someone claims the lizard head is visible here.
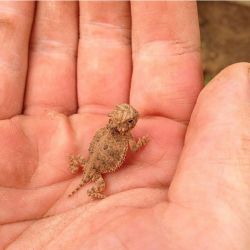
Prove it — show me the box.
[108,103,139,134]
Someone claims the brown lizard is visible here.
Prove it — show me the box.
[68,103,149,199]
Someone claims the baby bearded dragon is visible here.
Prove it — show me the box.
[68,103,149,199]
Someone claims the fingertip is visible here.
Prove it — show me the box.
[210,62,250,85]
[198,62,250,105]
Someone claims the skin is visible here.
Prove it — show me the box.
[0,1,249,249]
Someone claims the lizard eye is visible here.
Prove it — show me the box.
[128,119,133,123]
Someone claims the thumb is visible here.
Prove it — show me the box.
[169,63,250,219]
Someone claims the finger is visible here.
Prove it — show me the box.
[169,63,250,212]
[0,2,34,119]
[78,1,131,114]
[24,1,78,115]
[130,2,203,122]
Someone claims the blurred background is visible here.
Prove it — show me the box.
[197,1,250,83]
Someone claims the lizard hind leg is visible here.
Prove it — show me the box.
[87,175,106,199]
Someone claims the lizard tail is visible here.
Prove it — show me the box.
[68,180,86,197]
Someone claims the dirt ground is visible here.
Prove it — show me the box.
[197,2,250,82]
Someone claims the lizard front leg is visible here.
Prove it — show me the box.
[129,136,149,152]
[69,155,86,174]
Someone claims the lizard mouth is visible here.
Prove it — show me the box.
[111,127,126,135]
[117,127,128,134]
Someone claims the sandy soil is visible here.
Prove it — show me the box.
[198,2,250,82]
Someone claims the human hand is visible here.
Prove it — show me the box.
[1,2,248,250]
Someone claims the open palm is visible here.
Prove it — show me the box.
[1,2,249,250]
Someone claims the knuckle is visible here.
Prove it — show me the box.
[133,39,200,58]
[0,18,14,31]
[79,21,131,46]
[30,39,77,57]
[0,9,21,33]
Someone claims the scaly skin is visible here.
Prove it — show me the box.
[68,104,149,199]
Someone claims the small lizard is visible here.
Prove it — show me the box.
[68,103,149,199]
